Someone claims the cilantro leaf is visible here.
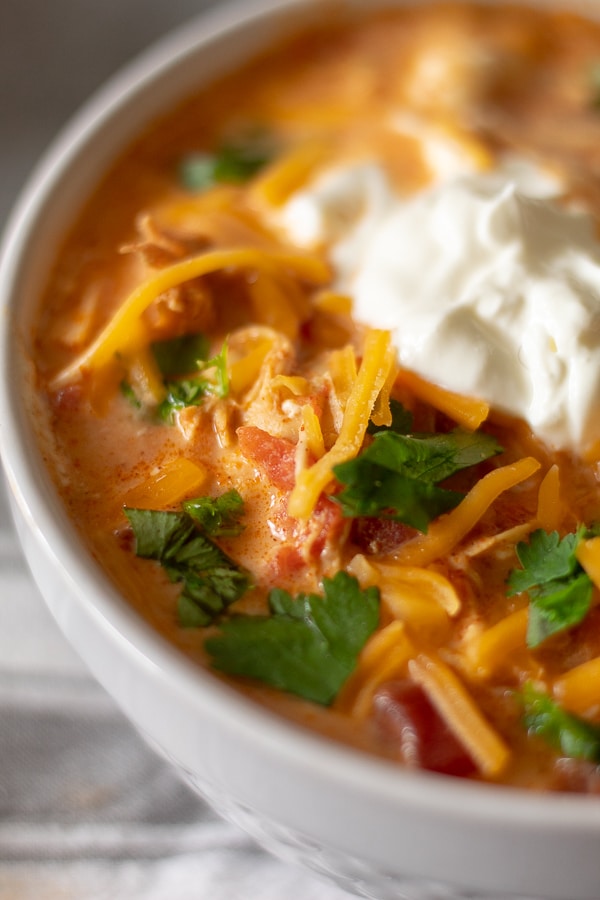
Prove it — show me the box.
[119,379,142,409]
[332,456,463,532]
[179,133,273,192]
[124,508,195,559]
[507,528,593,647]
[124,502,250,627]
[521,684,600,763]
[158,379,212,420]
[508,530,583,595]
[527,574,593,647]
[332,429,502,532]
[205,571,380,705]
[158,340,229,423]
[183,489,245,536]
[151,333,210,377]
[365,430,502,482]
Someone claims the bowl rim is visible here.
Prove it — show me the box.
[2,0,600,842]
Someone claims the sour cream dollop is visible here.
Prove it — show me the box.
[281,160,600,452]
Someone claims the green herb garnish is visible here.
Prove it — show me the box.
[507,528,593,647]
[205,571,379,705]
[157,340,229,423]
[179,133,273,192]
[125,499,250,627]
[119,379,142,409]
[183,489,245,537]
[332,429,502,532]
[521,683,600,763]
[151,333,210,377]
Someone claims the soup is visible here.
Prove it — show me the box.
[31,1,600,791]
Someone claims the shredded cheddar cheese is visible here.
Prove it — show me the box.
[382,582,451,645]
[288,328,396,518]
[462,608,529,679]
[335,621,415,719]
[576,536,600,591]
[123,457,208,508]
[250,140,332,207]
[300,404,326,460]
[327,344,359,432]
[554,657,600,715]
[396,368,489,430]
[409,653,510,777]
[536,464,561,532]
[229,337,274,396]
[246,272,303,339]
[375,564,461,616]
[394,457,541,567]
[126,346,167,404]
[312,291,353,315]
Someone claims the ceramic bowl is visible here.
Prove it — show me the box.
[2,2,600,898]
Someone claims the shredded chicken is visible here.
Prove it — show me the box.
[120,214,217,336]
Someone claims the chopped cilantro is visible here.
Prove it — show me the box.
[158,379,212,420]
[332,429,502,532]
[119,379,142,409]
[179,133,273,192]
[521,683,600,763]
[179,154,218,192]
[183,489,245,537]
[158,340,229,423]
[124,499,250,627]
[507,528,593,647]
[205,571,380,705]
[151,333,210,377]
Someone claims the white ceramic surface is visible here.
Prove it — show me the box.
[2,2,600,898]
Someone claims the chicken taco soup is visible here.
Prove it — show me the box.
[31,1,600,792]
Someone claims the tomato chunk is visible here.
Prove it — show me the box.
[351,517,416,554]
[237,425,296,490]
[270,545,306,581]
[373,680,477,777]
[50,382,84,413]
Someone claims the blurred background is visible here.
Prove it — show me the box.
[0,2,352,898]
[0,0,211,224]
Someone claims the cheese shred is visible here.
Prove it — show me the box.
[123,457,208,508]
[393,457,541,567]
[554,656,600,715]
[409,652,511,777]
[288,328,396,519]
[396,368,490,430]
[335,621,414,719]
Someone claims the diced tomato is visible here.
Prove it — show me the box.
[310,496,345,556]
[373,680,477,778]
[237,425,297,490]
[270,545,306,582]
[238,425,345,568]
[50,383,84,413]
[351,517,416,555]
[115,527,136,554]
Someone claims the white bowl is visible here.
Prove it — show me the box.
[2,2,600,898]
